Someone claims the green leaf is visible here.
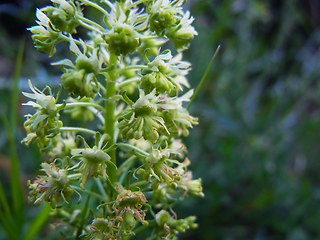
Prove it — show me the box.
[24,204,51,240]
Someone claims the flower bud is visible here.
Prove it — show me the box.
[186,178,204,197]
[122,211,137,230]
[167,30,194,50]
[105,26,139,56]
[132,96,157,116]
[61,69,97,98]
[115,189,147,209]
[140,71,175,94]
[149,10,177,36]
[75,55,99,75]
[137,38,166,56]
[155,210,171,226]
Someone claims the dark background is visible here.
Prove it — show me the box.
[1,0,320,239]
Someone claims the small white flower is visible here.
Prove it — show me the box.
[175,11,198,37]
[107,1,148,32]
[22,80,57,114]
[148,0,184,15]
[142,50,191,92]
[149,50,191,76]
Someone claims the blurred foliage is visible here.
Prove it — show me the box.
[1,0,320,239]
[183,0,320,239]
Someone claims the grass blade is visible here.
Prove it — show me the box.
[187,45,221,110]
[11,39,25,136]
[75,184,92,239]
[11,39,25,219]
[0,181,18,240]
[24,204,51,240]
[0,213,18,240]
[2,39,26,236]
[0,180,11,220]
[2,115,24,220]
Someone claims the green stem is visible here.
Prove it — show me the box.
[78,0,112,28]
[105,52,118,183]
[67,173,82,181]
[60,127,96,135]
[127,0,147,9]
[140,35,159,40]
[97,82,107,93]
[187,45,221,110]
[116,77,140,89]
[118,65,147,74]
[60,35,80,46]
[57,209,72,219]
[78,19,103,34]
[76,15,106,32]
[60,102,105,112]
[72,186,104,201]
[117,143,149,157]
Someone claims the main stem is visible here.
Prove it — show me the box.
[105,52,118,183]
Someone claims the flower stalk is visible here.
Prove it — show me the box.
[23,0,208,238]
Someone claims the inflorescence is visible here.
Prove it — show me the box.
[24,0,203,239]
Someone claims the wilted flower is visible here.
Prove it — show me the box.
[88,188,148,239]
[28,162,73,208]
[113,187,148,225]
[89,218,114,240]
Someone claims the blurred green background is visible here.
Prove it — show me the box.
[1,0,320,239]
